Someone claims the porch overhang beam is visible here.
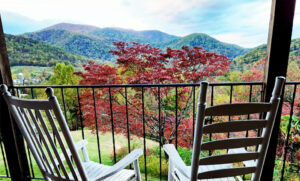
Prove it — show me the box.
[0,15,31,181]
[262,0,296,180]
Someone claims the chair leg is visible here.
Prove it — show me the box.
[168,160,174,181]
[133,159,142,181]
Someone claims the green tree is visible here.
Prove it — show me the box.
[49,63,81,129]
[49,63,79,85]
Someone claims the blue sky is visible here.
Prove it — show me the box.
[0,0,299,48]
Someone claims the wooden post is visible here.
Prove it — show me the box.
[0,15,31,180]
[262,0,296,180]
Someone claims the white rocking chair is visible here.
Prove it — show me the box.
[1,85,142,181]
[163,77,285,181]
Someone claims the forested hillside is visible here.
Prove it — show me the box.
[233,38,300,70]
[25,23,250,61]
[45,23,179,43]
[24,29,115,60]
[156,33,249,60]
[10,20,300,70]
[5,34,88,66]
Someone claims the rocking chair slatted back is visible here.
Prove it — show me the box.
[190,76,285,180]
[202,119,268,133]
[1,86,88,180]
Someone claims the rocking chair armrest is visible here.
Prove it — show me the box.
[163,144,189,178]
[95,149,143,181]
[51,140,89,169]
[74,139,88,150]
[75,139,89,162]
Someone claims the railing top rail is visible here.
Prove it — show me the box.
[285,81,300,85]
[11,81,299,89]
[11,82,264,89]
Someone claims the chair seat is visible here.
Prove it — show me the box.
[174,164,237,181]
[71,161,136,181]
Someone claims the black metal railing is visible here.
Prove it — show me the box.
[0,81,299,180]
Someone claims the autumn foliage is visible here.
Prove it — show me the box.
[237,57,300,168]
[75,41,230,147]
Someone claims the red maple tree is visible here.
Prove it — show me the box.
[75,41,230,147]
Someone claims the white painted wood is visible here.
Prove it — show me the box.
[202,120,267,133]
[72,161,136,181]
[17,107,54,175]
[205,103,272,116]
[173,168,189,181]
[228,148,256,167]
[18,107,57,176]
[94,149,142,180]
[30,109,69,178]
[46,88,85,181]
[73,139,90,162]
[168,159,175,181]
[163,77,285,180]
[163,144,190,179]
[197,167,256,179]
[37,109,75,179]
[199,152,259,165]
[1,85,143,181]
[190,81,208,181]
[201,137,263,150]
[8,96,52,109]
[1,85,49,179]
[133,159,142,181]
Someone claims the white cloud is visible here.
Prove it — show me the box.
[292,1,300,38]
[0,0,299,46]
[294,1,300,24]
[0,0,143,28]
[140,0,210,21]
[213,33,267,48]
[0,0,213,30]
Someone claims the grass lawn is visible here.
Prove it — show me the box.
[10,66,83,77]
[11,66,54,75]
[0,130,165,181]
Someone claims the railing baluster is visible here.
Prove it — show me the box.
[192,86,196,142]
[0,141,9,177]
[163,88,167,146]
[256,84,265,152]
[246,85,253,138]
[175,87,178,149]
[158,87,162,181]
[125,87,131,169]
[61,88,68,124]
[281,84,297,180]
[16,88,19,97]
[209,85,214,156]
[30,88,34,98]
[228,85,233,139]
[142,87,147,181]
[76,88,85,139]
[109,88,116,163]
[92,88,102,163]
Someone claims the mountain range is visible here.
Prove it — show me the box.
[5,22,300,70]
[233,38,300,70]
[24,23,250,61]
[1,11,55,35]
[5,34,87,66]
